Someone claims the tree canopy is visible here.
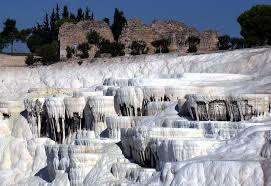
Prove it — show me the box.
[0,19,31,53]
[237,4,271,46]
[130,41,149,55]
[25,4,96,64]
[151,39,171,53]
[218,35,248,50]
[86,30,125,57]
[111,8,127,41]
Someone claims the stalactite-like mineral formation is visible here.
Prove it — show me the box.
[87,96,117,137]
[2,48,271,185]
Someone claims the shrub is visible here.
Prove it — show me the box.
[218,35,248,50]
[99,40,125,57]
[110,42,125,57]
[187,45,198,53]
[99,39,112,54]
[36,41,59,65]
[25,54,37,66]
[151,39,171,53]
[66,46,75,58]
[94,50,101,58]
[85,31,125,58]
[186,36,200,53]
[230,37,247,49]
[87,30,103,46]
[130,41,149,55]
[77,42,90,59]
[77,60,83,65]
[217,35,231,50]
[26,35,44,53]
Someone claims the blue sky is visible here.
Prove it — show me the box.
[0,0,270,52]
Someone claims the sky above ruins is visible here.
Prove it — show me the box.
[0,0,270,52]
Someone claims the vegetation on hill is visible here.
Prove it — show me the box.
[25,4,95,65]
[111,8,127,41]
[151,39,171,54]
[87,30,125,57]
[129,41,149,55]
[0,19,31,53]
[186,36,200,53]
[0,3,270,65]
[217,5,271,51]
[217,35,247,50]
[237,4,271,47]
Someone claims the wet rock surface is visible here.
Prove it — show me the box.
[1,48,271,185]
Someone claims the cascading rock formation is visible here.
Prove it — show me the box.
[1,48,271,185]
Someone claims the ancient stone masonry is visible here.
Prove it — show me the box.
[119,19,219,54]
[59,18,219,59]
[119,19,157,54]
[59,20,114,59]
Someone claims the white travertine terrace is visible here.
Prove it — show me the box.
[0,100,24,116]
[183,94,271,121]
[45,96,66,121]
[87,96,117,137]
[1,48,271,185]
[24,97,45,137]
[145,101,173,116]
[106,116,148,141]
[64,96,86,119]
[114,86,144,116]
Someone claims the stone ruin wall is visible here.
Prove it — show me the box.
[59,19,219,59]
[119,19,219,54]
[59,20,114,59]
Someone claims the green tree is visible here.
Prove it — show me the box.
[103,18,110,26]
[26,34,44,53]
[87,30,103,46]
[85,7,91,20]
[77,8,84,22]
[237,5,271,46]
[50,9,57,38]
[19,29,31,41]
[130,41,149,55]
[186,36,200,53]
[1,19,19,53]
[109,42,125,57]
[99,39,112,54]
[66,46,75,59]
[56,4,60,20]
[230,37,247,49]
[77,42,90,58]
[62,6,69,19]
[218,35,231,50]
[98,39,125,57]
[70,14,76,21]
[25,54,37,65]
[111,8,127,41]
[151,38,171,53]
[36,41,59,65]
[0,35,8,52]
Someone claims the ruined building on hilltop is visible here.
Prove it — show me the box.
[59,21,114,59]
[59,19,219,59]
